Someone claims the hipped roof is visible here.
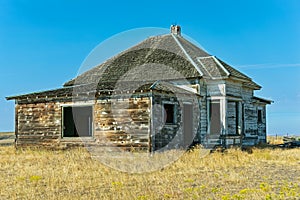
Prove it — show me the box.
[63,34,260,89]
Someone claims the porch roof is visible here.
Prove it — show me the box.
[253,96,273,104]
[6,80,201,103]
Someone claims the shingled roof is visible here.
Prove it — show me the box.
[63,33,260,89]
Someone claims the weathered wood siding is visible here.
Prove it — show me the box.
[242,87,256,143]
[15,97,151,150]
[183,79,204,144]
[243,103,257,135]
[151,94,181,151]
[227,101,237,135]
[151,91,200,151]
[199,79,208,144]
[13,77,268,149]
[242,87,267,145]
[207,82,226,96]
[256,105,267,143]
[94,97,151,151]
[226,82,242,97]
[201,79,268,147]
[15,102,61,147]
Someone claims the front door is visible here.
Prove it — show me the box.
[183,103,194,147]
[209,100,221,135]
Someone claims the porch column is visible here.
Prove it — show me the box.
[220,97,227,135]
[237,101,243,135]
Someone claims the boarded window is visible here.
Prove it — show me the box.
[209,101,221,134]
[163,103,175,124]
[227,101,240,135]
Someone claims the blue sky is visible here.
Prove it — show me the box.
[1,0,299,135]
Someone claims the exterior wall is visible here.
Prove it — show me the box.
[241,87,256,143]
[207,81,226,96]
[202,79,268,147]
[15,102,61,147]
[94,97,151,151]
[151,91,200,151]
[227,101,238,135]
[243,103,258,135]
[15,96,151,150]
[256,104,267,143]
[13,78,268,149]
[225,80,268,145]
[242,87,268,145]
[226,81,242,97]
[151,94,181,151]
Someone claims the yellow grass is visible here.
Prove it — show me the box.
[267,136,284,145]
[0,146,299,199]
[0,132,14,146]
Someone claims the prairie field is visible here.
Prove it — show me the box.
[0,132,14,146]
[0,142,299,200]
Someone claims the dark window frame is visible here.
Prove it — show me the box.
[257,109,263,123]
[163,103,176,125]
[62,105,93,138]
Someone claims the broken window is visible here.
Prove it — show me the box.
[163,103,175,124]
[62,106,93,137]
[257,109,263,123]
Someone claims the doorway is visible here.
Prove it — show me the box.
[209,100,221,135]
[62,106,93,137]
[183,103,194,147]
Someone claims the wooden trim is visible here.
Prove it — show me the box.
[212,56,230,76]
[15,103,18,148]
[149,91,153,153]
[60,102,94,107]
[172,34,203,76]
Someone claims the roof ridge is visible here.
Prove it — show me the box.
[171,34,204,76]
[197,57,213,79]
[197,56,229,79]
[212,56,230,77]
[216,58,252,80]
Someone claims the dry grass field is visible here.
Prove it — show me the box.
[0,132,14,146]
[0,141,299,200]
[267,136,284,145]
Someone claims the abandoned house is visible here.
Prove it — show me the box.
[6,25,272,150]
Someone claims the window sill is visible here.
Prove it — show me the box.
[163,124,178,128]
[61,137,94,142]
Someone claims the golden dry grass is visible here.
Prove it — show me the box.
[267,136,284,145]
[0,132,14,146]
[0,146,299,200]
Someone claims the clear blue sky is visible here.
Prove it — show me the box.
[1,0,300,135]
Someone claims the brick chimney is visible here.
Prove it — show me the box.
[170,25,181,36]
